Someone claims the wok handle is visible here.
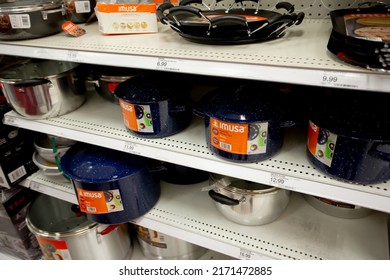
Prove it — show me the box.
[275,2,295,13]
[157,2,174,24]
[210,15,247,27]
[209,190,240,206]
[179,0,203,5]
[13,78,51,87]
[169,6,203,17]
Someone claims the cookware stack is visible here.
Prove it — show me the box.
[157,0,305,44]
[33,133,76,182]
[327,1,390,71]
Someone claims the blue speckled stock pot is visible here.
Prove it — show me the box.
[306,88,390,184]
[60,143,161,224]
[202,83,294,163]
[114,73,193,138]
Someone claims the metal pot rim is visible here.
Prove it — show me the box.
[26,214,97,239]
[210,174,279,196]
[0,63,80,83]
[0,1,62,13]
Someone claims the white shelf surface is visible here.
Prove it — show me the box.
[0,20,389,92]
[20,171,389,260]
[4,93,390,213]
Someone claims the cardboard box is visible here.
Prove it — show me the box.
[96,2,158,34]
[0,187,42,259]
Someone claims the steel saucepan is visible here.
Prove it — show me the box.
[208,173,291,226]
[0,59,87,119]
[26,194,132,260]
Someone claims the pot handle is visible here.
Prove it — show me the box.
[275,2,295,13]
[98,225,120,236]
[368,143,390,162]
[208,190,240,206]
[13,78,51,87]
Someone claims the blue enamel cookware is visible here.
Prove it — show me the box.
[60,143,161,224]
[202,83,295,163]
[114,73,193,138]
[307,88,390,184]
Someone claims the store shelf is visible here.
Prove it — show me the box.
[19,171,389,260]
[0,20,389,92]
[5,93,390,213]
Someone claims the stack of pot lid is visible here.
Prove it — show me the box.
[327,2,390,72]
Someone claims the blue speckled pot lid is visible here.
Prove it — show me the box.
[60,143,149,183]
[114,74,189,103]
[203,84,283,123]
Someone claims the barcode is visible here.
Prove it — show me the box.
[76,1,91,13]
[87,206,96,212]
[220,142,232,151]
[8,166,27,183]
[21,15,29,26]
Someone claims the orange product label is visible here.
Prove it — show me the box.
[77,188,124,214]
[96,3,156,14]
[119,99,139,132]
[36,237,71,260]
[307,120,319,156]
[62,21,86,37]
[210,118,249,155]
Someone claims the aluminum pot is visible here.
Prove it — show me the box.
[0,0,65,41]
[306,88,390,184]
[208,173,291,226]
[114,72,193,138]
[202,83,295,163]
[64,0,96,24]
[0,59,87,119]
[60,143,161,224]
[26,194,132,260]
[134,225,207,260]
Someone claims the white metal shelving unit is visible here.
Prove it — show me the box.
[18,171,390,260]
[0,20,389,92]
[1,0,390,259]
[4,94,390,213]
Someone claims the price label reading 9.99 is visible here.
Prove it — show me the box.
[319,71,364,89]
[322,75,338,83]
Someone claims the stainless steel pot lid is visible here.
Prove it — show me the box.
[0,60,79,81]
[0,0,62,13]
[210,173,276,194]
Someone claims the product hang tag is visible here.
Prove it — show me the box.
[62,21,86,37]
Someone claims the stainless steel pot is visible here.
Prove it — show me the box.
[0,59,87,119]
[26,194,132,260]
[0,0,65,41]
[135,225,207,260]
[303,194,374,219]
[208,173,291,226]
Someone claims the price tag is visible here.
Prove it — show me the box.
[239,248,269,260]
[269,173,296,191]
[4,116,17,125]
[155,57,181,72]
[123,141,140,155]
[66,50,84,62]
[320,71,365,89]
[29,181,43,193]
